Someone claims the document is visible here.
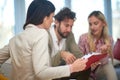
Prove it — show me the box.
[82,52,107,70]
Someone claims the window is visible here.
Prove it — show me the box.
[71,0,104,42]
[0,0,14,48]
[112,0,120,42]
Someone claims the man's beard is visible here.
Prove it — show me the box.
[57,26,69,38]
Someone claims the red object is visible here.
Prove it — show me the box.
[113,38,120,61]
[82,53,107,70]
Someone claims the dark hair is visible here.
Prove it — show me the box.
[54,7,76,22]
[23,0,55,30]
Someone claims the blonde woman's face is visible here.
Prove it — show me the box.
[88,15,105,38]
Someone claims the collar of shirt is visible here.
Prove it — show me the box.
[49,25,66,56]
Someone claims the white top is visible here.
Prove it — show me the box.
[0,24,70,80]
[49,25,66,57]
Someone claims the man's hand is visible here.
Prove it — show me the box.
[61,51,76,64]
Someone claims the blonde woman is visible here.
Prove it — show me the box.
[78,11,118,80]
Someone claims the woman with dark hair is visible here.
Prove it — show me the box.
[0,0,88,80]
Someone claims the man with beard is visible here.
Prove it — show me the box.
[49,7,91,80]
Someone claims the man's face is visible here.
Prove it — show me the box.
[56,19,74,38]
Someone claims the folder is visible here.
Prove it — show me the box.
[82,52,107,70]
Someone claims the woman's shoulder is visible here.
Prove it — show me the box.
[23,24,49,40]
[78,33,88,43]
[108,35,113,39]
[80,33,88,39]
[108,35,114,43]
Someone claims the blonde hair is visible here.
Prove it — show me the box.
[87,11,113,62]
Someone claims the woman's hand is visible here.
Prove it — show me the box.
[100,44,110,54]
[70,58,88,73]
[91,61,101,70]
